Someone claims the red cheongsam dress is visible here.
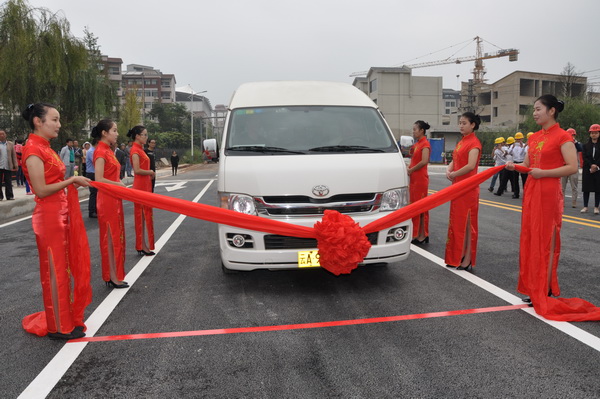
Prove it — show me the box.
[94,141,126,282]
[519,124,600,321]
[21,133,92,336]
[444,133,482,267]
[130,142,155,251]
[409,136,431,239]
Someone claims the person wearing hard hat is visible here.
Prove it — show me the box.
[494,136,518,197]
[511,132,527,197]
[562,128,582,208]
[488,137,506,192]
[581,124,600,214]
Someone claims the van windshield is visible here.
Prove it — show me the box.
[225,106,398,155]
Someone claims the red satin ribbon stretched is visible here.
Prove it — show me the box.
[90,166,506,275]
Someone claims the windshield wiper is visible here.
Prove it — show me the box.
[225,145,305,154]
[308,145,385,153]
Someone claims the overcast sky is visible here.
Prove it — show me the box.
[24,0,600,107]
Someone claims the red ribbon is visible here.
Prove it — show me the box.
[90,165,515,275]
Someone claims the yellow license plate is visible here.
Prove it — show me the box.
[298,250,321,268]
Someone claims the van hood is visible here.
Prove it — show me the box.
[220,153,407,196]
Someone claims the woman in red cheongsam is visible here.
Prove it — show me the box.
[92,119,128,289]
[408,120,431,244]
[507,95,600,321]
[127,125,156,256]
[21,103,91,340]
[445,112,482,270]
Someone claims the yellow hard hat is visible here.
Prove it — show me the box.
[514,132,524,139]
[494,137,505,144]
[506,137,515,145]
[527,132,534,139]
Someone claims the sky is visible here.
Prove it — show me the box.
[23,0,600,107]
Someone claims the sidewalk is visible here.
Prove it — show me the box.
[0,165,191,223]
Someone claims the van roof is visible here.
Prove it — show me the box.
[228,81,377,109]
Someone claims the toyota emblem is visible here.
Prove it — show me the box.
[312,185,330,197]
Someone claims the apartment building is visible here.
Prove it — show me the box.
[121,64,177,120]
[461,70,587,129]
[352,67,442,139]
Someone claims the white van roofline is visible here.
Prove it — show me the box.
[228,81,378,109]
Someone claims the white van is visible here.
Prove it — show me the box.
[217,81,411,272]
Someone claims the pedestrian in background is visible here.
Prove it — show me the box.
[495,136,519,198]
[20,103,91,340]
[73,140,82,176]
[445,112,482,270]
[145,138,157,192]
[488,137,506,192]
[92,119,128,289]
[59,138,75,179]
[128,125,156,256]
[511,132,527,195]
[506,95,577,311]
[0,129,18,201]
[86,142,97,218]
[171,151,179,176]
[125,141,133,177]
[581,124,600,214]
[562,128,582,208]
[408,120,431,244]
[81,142,90,176]
[115,143,127,180]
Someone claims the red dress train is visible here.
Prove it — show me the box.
[409,137,431,239]
[21,133,92,336]
[94,141,126,282]
[130,142,155,251]
[519,124,600,321]
[445,133,482,267]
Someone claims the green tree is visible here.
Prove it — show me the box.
[148,102,190,133]
[118,89,141,142]
[0,0,117,143]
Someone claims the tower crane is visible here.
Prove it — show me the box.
[349,36,519,84]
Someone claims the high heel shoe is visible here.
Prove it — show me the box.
[137,250,156,256]
[105,280,129,289]
[48,327,86,340]
[411,236,429,245]
[456,263,472,271]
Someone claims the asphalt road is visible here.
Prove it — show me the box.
[2,163,600,398]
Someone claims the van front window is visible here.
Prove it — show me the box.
[225,106,397,155]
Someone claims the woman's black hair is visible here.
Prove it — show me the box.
[127,125,146,140]
[21,103,57,130]
[90,119,115,145]
[414,120,430,133]
[461,112,481,131]
[535,94,564,120]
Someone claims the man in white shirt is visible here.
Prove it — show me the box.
[510,132,527,198]
[561,128,582,208]
[488,137,506,192]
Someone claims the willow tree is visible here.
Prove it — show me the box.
[0,0,117,143]
[118,89,142,143]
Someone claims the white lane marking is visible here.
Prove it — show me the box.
[18,180,215,399]
[410,244,600,352]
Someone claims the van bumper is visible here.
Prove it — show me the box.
[218,215,412,271]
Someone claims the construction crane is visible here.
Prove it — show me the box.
[350,36,519,85]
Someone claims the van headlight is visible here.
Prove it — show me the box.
[380,188,408,211]
[220,193,257,215]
